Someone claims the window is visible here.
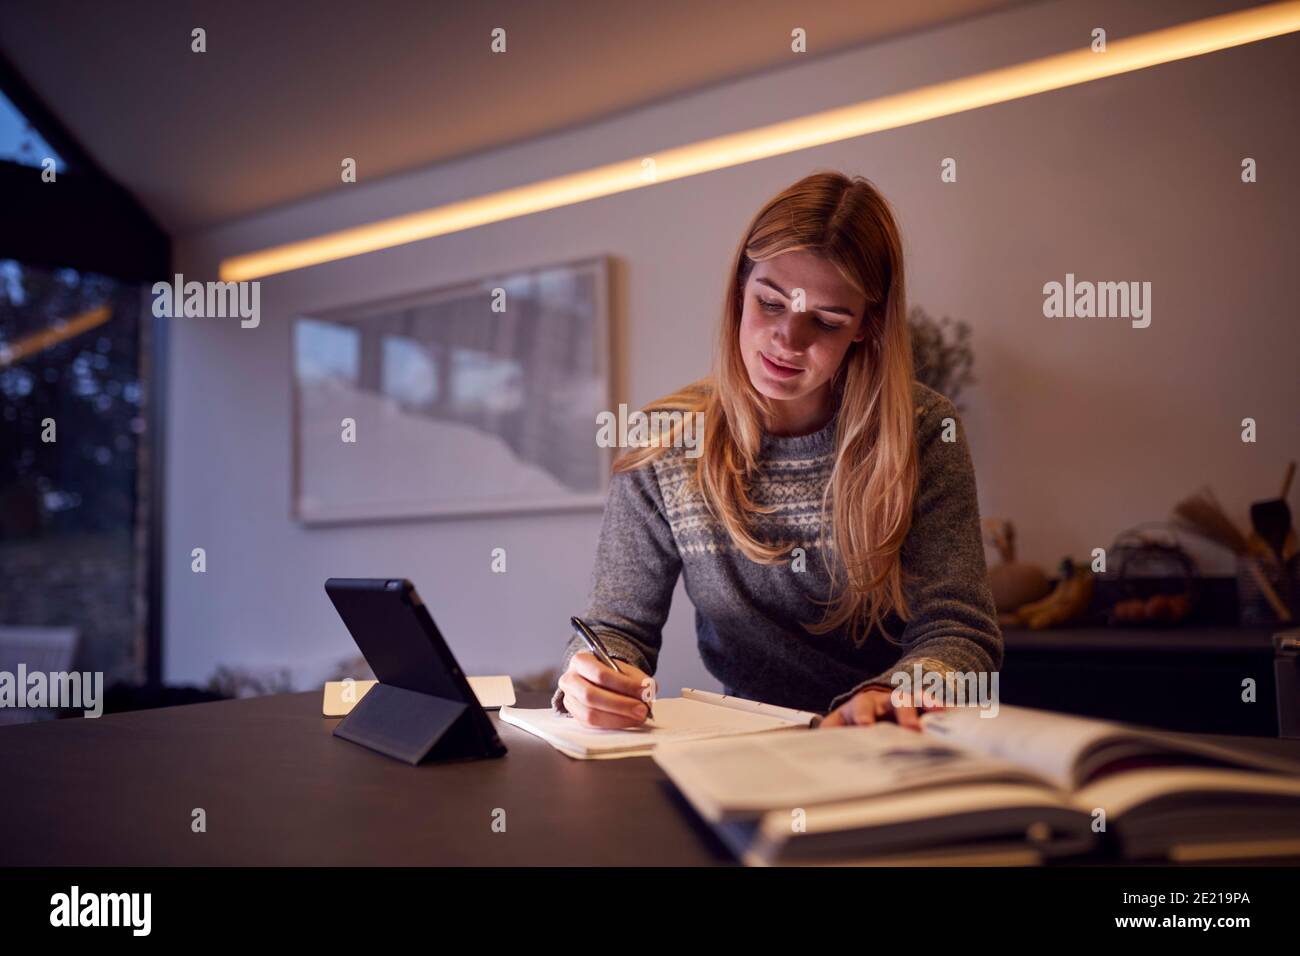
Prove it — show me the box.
[0,260,152,688]
[0,88,63,171]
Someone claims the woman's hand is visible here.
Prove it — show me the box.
[557,652,656,729]
[819,685,944,731]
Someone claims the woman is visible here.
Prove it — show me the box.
[553,170,1001,731]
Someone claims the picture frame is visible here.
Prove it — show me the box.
[291,256,612,524]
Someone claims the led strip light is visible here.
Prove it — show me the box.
[219,1,1300,282]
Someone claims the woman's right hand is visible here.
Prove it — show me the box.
[557,652,655,729]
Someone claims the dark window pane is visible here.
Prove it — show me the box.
[0,260,148,692]
[0,89,64,171]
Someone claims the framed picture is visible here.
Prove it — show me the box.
[292,256,612,523]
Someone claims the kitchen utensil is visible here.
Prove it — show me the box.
[1250,461,1295,565]
[1173,486,1292,623]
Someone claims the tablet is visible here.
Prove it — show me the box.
[324,577,506,761]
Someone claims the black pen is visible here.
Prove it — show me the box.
[570,616,654,720]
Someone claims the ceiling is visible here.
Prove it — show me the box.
[0,0,1026,236]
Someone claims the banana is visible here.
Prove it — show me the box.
[1024,569,1093,629]
[1015,560,1094,629]
[1015,588,1064,620]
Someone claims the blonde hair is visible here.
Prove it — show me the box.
[616,171,918,646]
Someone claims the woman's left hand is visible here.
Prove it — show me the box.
[819,685,943,731]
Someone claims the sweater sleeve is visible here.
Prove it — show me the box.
[551,459,683,713]
[827,395,1003,713]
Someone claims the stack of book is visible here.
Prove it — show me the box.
[653,704,1300,865]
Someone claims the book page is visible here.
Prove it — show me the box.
[779,781,1074,834]
[499,697,803,758]
[653,722,1046,819]
[919,704,1123,790]
[749,782,1084,866]
[1073,766,1300,817]
[921,705,1300,790]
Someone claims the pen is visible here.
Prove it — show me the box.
[569,616,654,720]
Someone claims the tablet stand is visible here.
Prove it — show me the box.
[332,682,497,765]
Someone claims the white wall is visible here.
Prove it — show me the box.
[167,0,1300,691]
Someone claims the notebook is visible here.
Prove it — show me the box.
[322,675,516,716]
[653,703,1300,865]
[498,687,820,759]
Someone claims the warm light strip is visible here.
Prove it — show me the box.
[0,305,113,367]
[220,1,1300,281]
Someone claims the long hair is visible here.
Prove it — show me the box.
[615,171,918,646]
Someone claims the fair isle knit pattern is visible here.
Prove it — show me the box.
[553,380,1003,716]
[657,402,929,560]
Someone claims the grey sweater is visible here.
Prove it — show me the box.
[552,380,1002,716]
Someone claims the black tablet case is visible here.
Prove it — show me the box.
[325,578,507,765]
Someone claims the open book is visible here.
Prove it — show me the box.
[652,704,1300,865]
[499,688,819,759]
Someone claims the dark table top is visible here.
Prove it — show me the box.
[3,689,1299,866]
[0,689,732,866]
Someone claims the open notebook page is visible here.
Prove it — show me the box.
[499,697,803,758]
